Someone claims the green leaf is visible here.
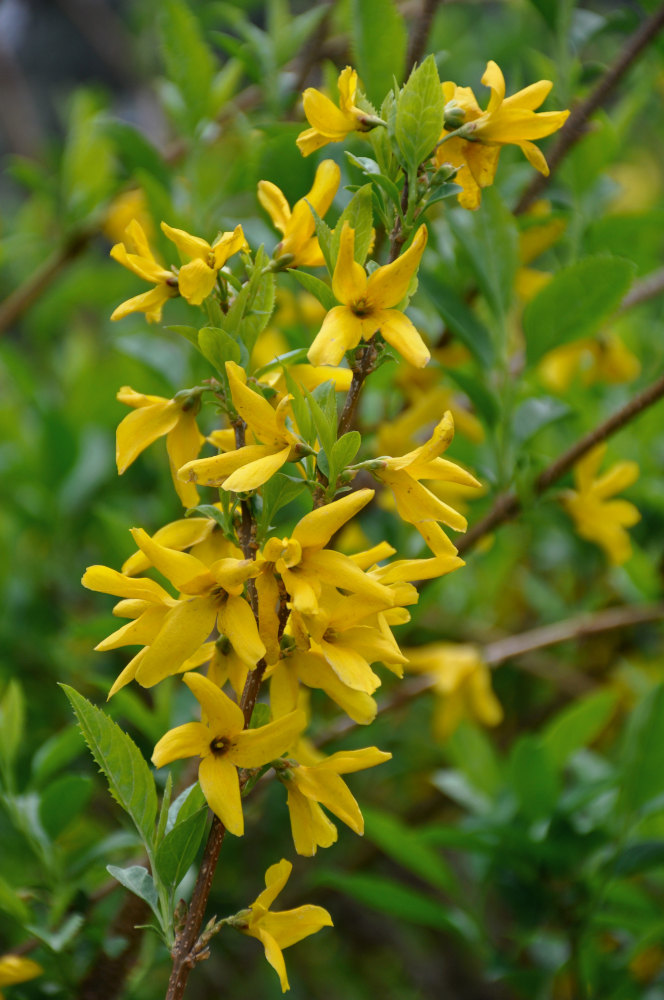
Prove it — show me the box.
[509,736,559,822]
[290,270,337,312]
[345,153,402,208]
[449,188,519,321]
[241,247,276,356]
[331,185,374,266]
[362,807,457,893]
[394,55,445,172]
[0,874,30,922]
[0,680,25,769]
[27,914,85,953]
[101,120,170,187]
[306,383,337,458]
[309,206,334,274]
[61,685,158,850]
[612,841,664,877]
[620,684,664,814]
[167,325,200,347]
[419,273,494,367]
[106,865,161,920]
[167,782,207,834]
[446,722,503,798]
[156,772,174,846]
[160,0,216,130]
[258,473,307,534]
[328,431,361,486]
[350,0,407,106]
[542,689,619,769]
[512,397,571,446]
[524,256,636,363]
[445,368,499,426]
[39,775,92,839]
[155,807,208,889]
[198,326,241,372]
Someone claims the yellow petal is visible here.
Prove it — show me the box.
[314,637,381,694]
[94,604,169,650]
[386,413,455,471]
[366,225,427,309]
[135,597,218,687]
[307,306,364,366]
[116,400,179,473]
[261,904,334,948]
[183,670,245,733]
[108,648,146,698]
[256,569,282,665]
[222,445,291,492]
[212,225,248,269]
[129,527,211,592]
[218,594,266,667]
[481,60,506,113]
[302,88,355,138]
[296,128,332,157]
[594,461,639,499]
[226,361,285,446]
[332,223,367,304]
[295,651,377,725]
[122,518,213,576]
[503,78,552,111]
[160,221,211,259]
[151,721,209,768]
[230,709,306,767]
[167,411,205,506]
[198,754,244,835]
[293,767,364,833]
[337,66,358,112]
[306,549,394,606]
[318,747,391,774]
[0,956,43,987]
[286,786,338,856]
[254,858,292,910]
[251,928,289,992]
[293,489,374,550]
[82,565,172,603]
[380,471,468,531]
[178,258,217,305]
[258,180,291,234]
[110,284,174,323]
[377,309,430,368]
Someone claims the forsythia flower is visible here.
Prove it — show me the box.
[308,223,429,368]
[232,859,333,991]
[539,334,641,393]
[278,748,392,856]
[160,221,247,305]
[103,188,153,246]
[152,674,305,835]
[0,955,43,999]
[115,386,204,507]
[561,444,640,565]
[110,220,178,321]
[435,61,569,210]
[297,66,380,156]
[405,643,503,740]
[258,160,340,267]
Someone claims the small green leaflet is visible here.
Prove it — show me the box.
[394,55,445,173]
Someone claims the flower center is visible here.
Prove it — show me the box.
[352,297,372,317]
[210,736,231,757]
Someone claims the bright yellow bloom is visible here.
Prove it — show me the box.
[115,386,204,507]
[0,955,42,999]
[160,222,247,305]
[233,859,333,991]
[261,490,394,615]
[103,188,153,246]
[258,160,340,267]
[435,61,569,210]
[121,514,241,576]
[179,361,302,492]
[374,413,481,546]
[110,220,178,322]
[561,444,640,565]
[405,643,503,740]
[279,748,391,856]
[152,674,304,835]
[539,334,641,393]
[308,223,429,368]
[297,66,379,156]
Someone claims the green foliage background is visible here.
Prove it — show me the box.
[1,1,664,997]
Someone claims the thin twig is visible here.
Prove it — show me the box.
[515,2,664,214]
[405,0,443,76]
[457,368,664,556]
[619,266,664,312]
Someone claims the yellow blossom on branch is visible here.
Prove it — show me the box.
[115,386,205,507]
[0,955,43,999]
[258,159,340,267]
[110,219,178,322]
[160,221,247,305]
[435,61,569,210]
[307,222,430,368]
[296,66,382,157]
[539,334,641,393]
[152,674,305,836]
[278,747,392,856]
[232,859,333,991]
[405,643,503,740]
[561,444,640,565]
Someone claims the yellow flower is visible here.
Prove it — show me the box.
[233,859,333,991]
[179,361,303,492]
[110,219,178,321]
[561,444,640,565]
[121,513,241,576]
[374,412,481,546]
[297,66,380,156]
[261,490,394,615]
[103,188,153,246]
[308,223,429,368]
[258,160,340,267]
[539,334,641,393]
[160,221,247,305]
[279,748,391,856]
[152,674,304,836]
[405,643,503,740]
[435,61,569,210]
[115,386,205,507]
[0,955,42,999]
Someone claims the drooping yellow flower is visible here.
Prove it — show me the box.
[121,514,242,575]
[258,160,340,267]
[279,748,392,856]
[0,955,43,999]
[232,859,333,991]
[405,643,503,740]
[110,220,178,322]
[160,221,248,305]
[152,674,304,836]
[308,223,429,368]
[261,489,394,614]
[435,61,569,210]
[180,361,305,493]
[115,386,205,507]
[539,334,641,393]
[297,66,380,156]
[374,412,481,547]
[561,444,640,565]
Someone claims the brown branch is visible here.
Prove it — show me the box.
[619,266,664,312]
[457,368,664,556]
[405,0,443,76]
[515,2,664,214]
